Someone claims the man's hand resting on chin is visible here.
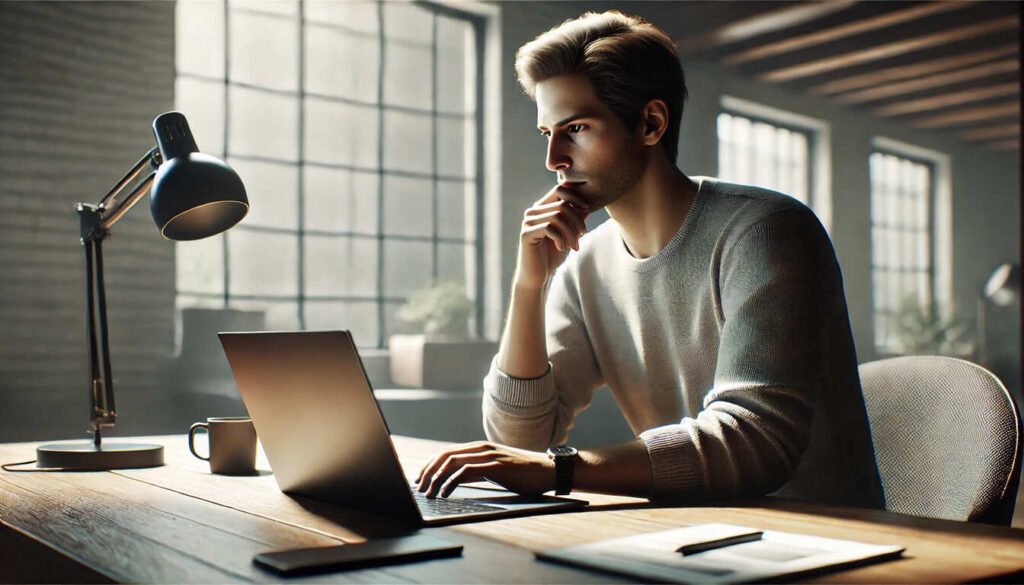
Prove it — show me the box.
[415,441,555,499]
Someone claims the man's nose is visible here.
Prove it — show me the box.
[545,137,571,173]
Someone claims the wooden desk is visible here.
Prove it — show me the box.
[1,435,1022,583]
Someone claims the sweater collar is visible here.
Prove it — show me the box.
[615,176,712,272]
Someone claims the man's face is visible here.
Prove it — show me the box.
[535,74,647,211]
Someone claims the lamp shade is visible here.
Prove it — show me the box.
[984,263,1021,307]
[149,112,249,241]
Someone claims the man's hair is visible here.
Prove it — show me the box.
[515,11,687,163]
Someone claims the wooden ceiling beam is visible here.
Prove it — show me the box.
[837,59,1019,104]
[761,16,1019,83]
[988,139,1020,151]
[676,1,855,55]
[874,83,1020,117]
[962,123,1021,141]
[813,44,1020,96]
[723,2,970,66]
[912,102,1020,129]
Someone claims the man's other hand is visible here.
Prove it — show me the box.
[516,185,589,291]
[414,441,555,499]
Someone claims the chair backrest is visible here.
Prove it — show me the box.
[859,356,1022,525]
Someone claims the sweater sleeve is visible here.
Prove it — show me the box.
[482,262,604,451]
[640,207,830,501]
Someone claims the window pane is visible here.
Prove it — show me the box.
[716,112,810,205]
[305,300,378,346]
[437,242,469,290]
[304,97,378,168]
[305,25,379,103]
[228,229,298,296]
[229,85,299,161]
[383,239,432,297]
[384,40,432,110]
[229,298,299,330]
[437,16,471,113]
[177,235,225,295]
[229,159,298,229]
[384,110,431,173]
[304,235,378,297]
[437,180,471,240]
[869,150,934,353]
[382,2,432,44]
[304,167,379,234]
[437,117,466,178]
[175,77,226,158]
[305,1,379,31]
[234,0,297,16]
[229,7,299,91]
[177,0,225,78]
[383,175,432,237]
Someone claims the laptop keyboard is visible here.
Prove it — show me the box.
[412,490,505,516]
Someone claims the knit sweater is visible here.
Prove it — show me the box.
[483,177,884,509]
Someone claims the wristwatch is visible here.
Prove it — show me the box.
[546,445,579,495]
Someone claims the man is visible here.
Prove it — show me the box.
[416,11,883,509]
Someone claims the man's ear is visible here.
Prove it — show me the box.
[639,99,669,147]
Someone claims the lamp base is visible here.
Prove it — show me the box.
[36,441,164,471]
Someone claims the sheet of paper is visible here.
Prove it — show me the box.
[537,523,905,584]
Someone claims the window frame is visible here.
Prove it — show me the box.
[869,136,953,355]
[718,95,833,232]
[174,0,488,348]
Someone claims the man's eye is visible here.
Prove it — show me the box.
[568,124,584,133]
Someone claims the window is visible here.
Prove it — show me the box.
[717,112,811,205]
[716,96,832,230]
[869,142,951,354]
[174,0,484,348]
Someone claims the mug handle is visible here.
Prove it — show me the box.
[188,423,210,461]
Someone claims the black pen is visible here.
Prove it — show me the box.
[676,531,764,556]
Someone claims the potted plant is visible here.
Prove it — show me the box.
[891,294,971,357]
[388,282,497,390]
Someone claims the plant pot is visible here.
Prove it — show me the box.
[388,334,498,391]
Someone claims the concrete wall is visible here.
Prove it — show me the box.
[0,2,178,441]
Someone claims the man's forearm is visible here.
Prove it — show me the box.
[575,438,654,498]
[496,282,549,379]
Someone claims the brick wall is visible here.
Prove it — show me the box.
[0,2,177,441]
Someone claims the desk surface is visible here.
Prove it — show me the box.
[1,434,1022,583]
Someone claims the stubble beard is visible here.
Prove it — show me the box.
[580,144,647,212]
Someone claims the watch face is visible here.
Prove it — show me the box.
[549,445,578,457]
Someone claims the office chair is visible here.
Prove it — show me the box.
[859,356,1022,525]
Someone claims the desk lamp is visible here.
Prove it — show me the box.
[977,263,1021,368]
[35,112,249,471]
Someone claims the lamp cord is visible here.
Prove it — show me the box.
[1,460,68,472]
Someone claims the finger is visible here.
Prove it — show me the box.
[525,212,579,251]
[424,452,499,498]
[417,444,489,488]
[416,442,492,486]
[537,184,589,211]
[526,201,587,236]
[522,222,570,252]
[440,462,503,498]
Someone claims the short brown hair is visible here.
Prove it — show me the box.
[515,11,687,163]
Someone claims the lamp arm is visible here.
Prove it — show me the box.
[77,146,161,445]
[81,148,162,241]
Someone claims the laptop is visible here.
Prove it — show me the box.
[218,330,587,526]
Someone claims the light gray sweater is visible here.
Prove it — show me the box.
[483,177,884,509]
